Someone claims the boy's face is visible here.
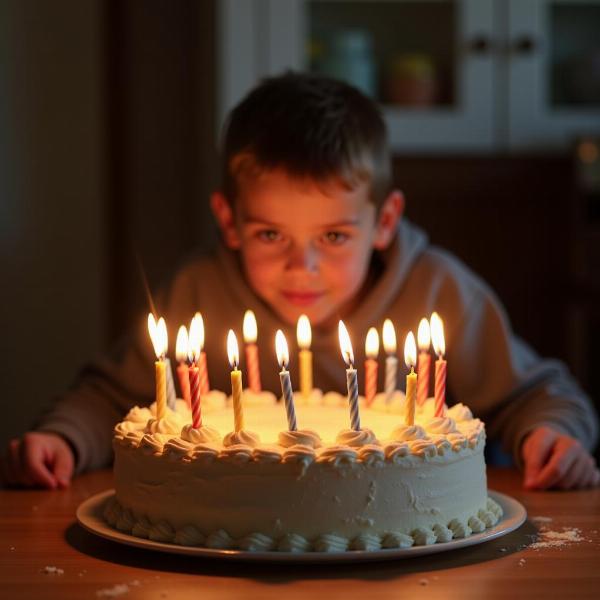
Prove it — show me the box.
[212,169,401,328]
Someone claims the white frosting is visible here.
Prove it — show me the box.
[110,391,496,553]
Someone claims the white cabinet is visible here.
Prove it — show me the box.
[218,0,600,153]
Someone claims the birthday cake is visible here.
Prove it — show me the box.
[105,390,503,552]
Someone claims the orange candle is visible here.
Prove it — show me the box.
[416,317,431,406]
[364,327,379,406]
[243,310,261,392]
[430,312,446,418]
[188,318,204,428]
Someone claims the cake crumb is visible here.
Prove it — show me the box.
[531,515,553,523]
[419,578,429,586]
[9,546,15,551]
[530,527,585,550]
[96,583,130,597]
[518,558,526,566]
[499,547,507,552]
[432,576,439,581]
[42,566,64,575]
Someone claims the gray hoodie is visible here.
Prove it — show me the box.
[36,220,598,473]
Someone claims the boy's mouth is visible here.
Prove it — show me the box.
[281,290,325,306]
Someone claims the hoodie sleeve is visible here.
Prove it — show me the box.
[34,260,202,474]
[449,285,598,468]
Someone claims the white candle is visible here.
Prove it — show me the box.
[339,321,360,431]
[275,330,297,431]
[382,319,398,404]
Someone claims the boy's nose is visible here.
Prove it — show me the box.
[286,243,319,274]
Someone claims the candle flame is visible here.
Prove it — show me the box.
[176,326,189,363]
[296,314,312,349]
[243,309,258,343]
[275,330,289,369]
[188,318,203,363]
[190,312,205,351]
[338,320,354,367]
[430,312,446,357]
[148,313,168,359]
[382,319,397,354]
[227,329,240,369]
[404,331,417,369]
[417,317,431,351]
[365,327,379,359]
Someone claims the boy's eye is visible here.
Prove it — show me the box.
[321,231,349,245]
[257,229,283,243]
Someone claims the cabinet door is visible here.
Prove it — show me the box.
[218,0,497,153]
[508,0,600,151]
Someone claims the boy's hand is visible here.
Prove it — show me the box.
[0,432,75,490]
[522,426,600,490]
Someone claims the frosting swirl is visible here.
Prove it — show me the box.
[174,525,205,546]
[278,429,322,449]
[145,414,182,435]
[390,424,426,442]
[223,430,260,448]
[180,424,221,444]
[277,533,310,552]
[335,428,378,447]
[447,402,473,422]
[425,416,458,435]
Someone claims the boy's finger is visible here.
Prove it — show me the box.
[557,454,588,490]
[8,440,35,486]
[52,446,74,488]
[20,439,57,489]
[523,429,557,485]
[528,439,580,490]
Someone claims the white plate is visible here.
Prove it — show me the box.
[76,489,526,564]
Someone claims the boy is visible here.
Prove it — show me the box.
[2,72,598,491]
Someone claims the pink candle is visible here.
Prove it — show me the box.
[198,351,210,396]
[189,364,202,428]
[176,326,191,408]
[416,318,431,406]
[243,310,262,392]
[430,312,446,418]
[364,327,379,406]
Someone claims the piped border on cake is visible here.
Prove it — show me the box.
[103,495,503,553]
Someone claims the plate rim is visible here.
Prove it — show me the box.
[76,489,527,563]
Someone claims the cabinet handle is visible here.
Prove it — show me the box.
[467,35,492,54]
[513,35,538,54]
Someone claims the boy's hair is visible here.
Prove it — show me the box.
[221,71,392,208]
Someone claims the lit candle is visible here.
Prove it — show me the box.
[275,330,297,431]
[243,310,262,393]
[430,312,447,418]
[382,319,398,404]
[227,329,244,432]
[192,312,210,396]
[338,320,361,431]
[404,331,417,426]
[188,317,203,428]
[364,327,379,406]
[148,314,168,420]
[175,326,191,409]
[417,317,431,406]
[149,313,176,410]
[297,314,313,400]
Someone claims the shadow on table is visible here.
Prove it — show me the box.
[65,519,537,581]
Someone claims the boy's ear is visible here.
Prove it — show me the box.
[373,190,405,250]
[210,191,242,249]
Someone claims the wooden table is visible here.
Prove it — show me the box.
[1,468,599,599]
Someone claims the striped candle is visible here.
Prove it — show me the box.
[364,327,379,406]
[189,364,202,428]
[176,326,191,408]
[339,320,361,431]
[382,319,398,404]
[430,312,447,418]
[275,330,297,431]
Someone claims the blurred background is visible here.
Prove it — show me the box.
[1,0,599,451]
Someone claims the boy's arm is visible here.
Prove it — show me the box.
[449,287,599,469]
[33,260,202,475]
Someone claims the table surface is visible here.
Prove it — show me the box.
[1,468,599,600]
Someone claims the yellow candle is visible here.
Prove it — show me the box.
[227,329,244,432]
[404,331,417,426]
[155,360,166,420]
[148,314,168,420]
[297,315,313,399]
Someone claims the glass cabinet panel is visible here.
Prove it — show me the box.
[306,1,458,108]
